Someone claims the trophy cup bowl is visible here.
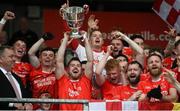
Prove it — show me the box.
[61,5,88,38]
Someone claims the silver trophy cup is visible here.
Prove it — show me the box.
[60,5,89,38]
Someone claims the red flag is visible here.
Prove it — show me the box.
[152,0,180,32]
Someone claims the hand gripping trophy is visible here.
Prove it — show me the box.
[60,1,89,38]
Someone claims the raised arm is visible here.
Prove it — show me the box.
[87,15,99,38]
[95,45,113,86]
[164,68,180,98]
[28,38,44,68]
[84,36,93,79]
[0,11,15,32]
[28,32,54,68]
[117,32,144,66]
[164,28,176,57]
[55,32,69,80]
[117,32,143,54]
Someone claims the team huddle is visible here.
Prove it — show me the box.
[0,8,180,110]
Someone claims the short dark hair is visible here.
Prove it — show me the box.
[130,34,144,41]
[8,37,27,46]
[149,48,164,58]
[67,57,81,66]
[129,61,143,71]
[39,91,51,98]
[116,54,128,62]
[39,47,56,55]
[147,53,163,61]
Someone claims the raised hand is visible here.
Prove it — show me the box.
[62,0,69,9]
[78,30,87,42]
[42,32,54,41]
[119,62,127,73]
[3,11,15,20]
[88,15,99,30]
[61,31,72,46]
[106,45,114,55]
[163,67,176,84]
[164,28,176,37]
[59,0,69,17]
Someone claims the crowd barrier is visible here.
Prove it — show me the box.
[0,98,180,110]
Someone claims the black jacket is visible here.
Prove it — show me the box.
[0,70,27,110]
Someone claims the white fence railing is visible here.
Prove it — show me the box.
[0,98,89,111]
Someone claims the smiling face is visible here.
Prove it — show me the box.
[90,30,104,49]
[39,50,55,67]
[111,39,123,56]
[147,55,162,77]
[68,59,82,80]
[13,40,27,58]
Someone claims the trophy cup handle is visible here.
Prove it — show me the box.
[83,4,89,14]
[59,2,69,19]
[59,8,65,19]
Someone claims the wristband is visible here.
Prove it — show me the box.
[0,18,6,25]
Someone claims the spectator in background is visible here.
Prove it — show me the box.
[10,17,38,49]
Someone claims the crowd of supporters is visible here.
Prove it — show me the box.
[0,7,180,110]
